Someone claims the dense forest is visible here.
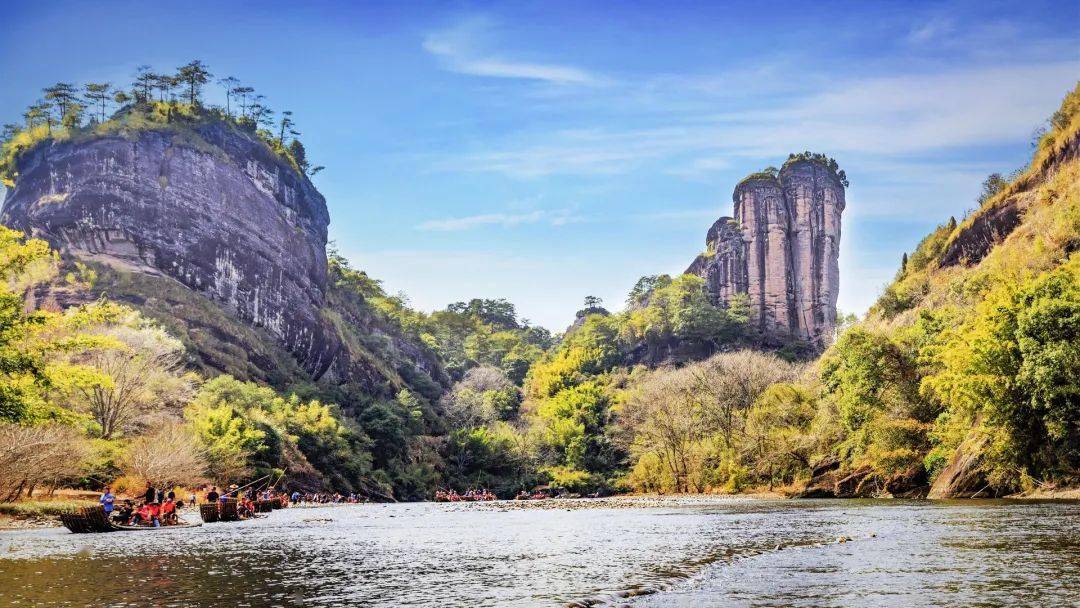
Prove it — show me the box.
[0,63,1076,501]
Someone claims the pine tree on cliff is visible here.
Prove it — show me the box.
[24,101,52,134]
[83,82,112,123]
[218,76,240,117]
[42,83,77,123]
[132,65,156,103]
[250,99,273,130]
[153,73,176,103]
[288,139,309,172]
[232,86,254,118]
[278,110,295,145]
[177,60,212,106]
[60,101,84,129]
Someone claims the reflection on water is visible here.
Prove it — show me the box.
[0,499,1077,607]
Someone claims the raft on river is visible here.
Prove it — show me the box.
[60,506,202,534]
[199,497,283,523]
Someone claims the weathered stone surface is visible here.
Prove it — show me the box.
[687,158,845,349]
[928,437,995,499]
[884,465,930,498]
[1,122,338,378]
[835,465,879,497]
[687,217,747,304]
[794,454,841,498]
[939,193,1027,268]
[780,161,844,347]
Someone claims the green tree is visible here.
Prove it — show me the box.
[923,258,1080,482]
[177,60,212,106]
[218,76,240,116]
[977,173,1010,207]
[42,83,77,124]
[83,82,112,123]
[288,139,309,172]
[626,274,672,306]
[132,65,156,103]
[277,110,296,146]
[0,228,58,422]
[25,100,53,133]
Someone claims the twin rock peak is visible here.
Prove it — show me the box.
[686,155,847,350]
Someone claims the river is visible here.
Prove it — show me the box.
[0,497,1077,607]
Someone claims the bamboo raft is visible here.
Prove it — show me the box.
[254,498,283,513]
[199,497,274,522]
[199,503,220,523]
[60,506,202,534]
[220,498,240,521]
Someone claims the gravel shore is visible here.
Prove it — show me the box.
[443,493,788,511]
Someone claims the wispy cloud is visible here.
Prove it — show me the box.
[633,208,720,222]
[435,60,1078,178]
[906,16,956,45]
[416,209,582,231]
[423,17,606,85]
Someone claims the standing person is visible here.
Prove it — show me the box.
[206,486,220,503]
[100,486,116,517]
[144,482,156,505]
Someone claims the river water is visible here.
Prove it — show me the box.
[0,498,1077,607]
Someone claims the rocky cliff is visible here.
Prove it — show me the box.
[1,110,446,397]
[687,155,846,349]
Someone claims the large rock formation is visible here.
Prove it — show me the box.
[2,119,339,376]
[1,113,446,397]
[687,156,846,348]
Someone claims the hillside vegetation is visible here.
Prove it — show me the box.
[2,62,1075,501]
[435,83,1080,497]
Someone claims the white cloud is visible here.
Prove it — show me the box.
[416,209,582,231]
[434,60,1078,177]
[633,208,720,222]
[907,16,956,45]
[423,18,605,85]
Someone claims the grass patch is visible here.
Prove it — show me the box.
[0,500,97,519]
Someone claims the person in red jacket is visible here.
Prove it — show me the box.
[160,498,177,525]
[145,502,161,527]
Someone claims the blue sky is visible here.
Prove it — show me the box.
[2,1,1078,329]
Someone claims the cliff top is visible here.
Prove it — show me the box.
[2,101,315,188]
[781,151,849,187]
[735,166,780,188]
[733,152,848,195]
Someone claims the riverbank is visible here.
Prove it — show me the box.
[455,493,787,512]
[6,485,1078,531]
[0,500,97,530]
[1009,487,1080,500]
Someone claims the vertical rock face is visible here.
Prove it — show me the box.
[0,121,341,377]
[686,156,846,349]
[685,216,747,303]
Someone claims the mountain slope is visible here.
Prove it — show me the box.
[830,83,1080,497]
[1,103,449,403]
